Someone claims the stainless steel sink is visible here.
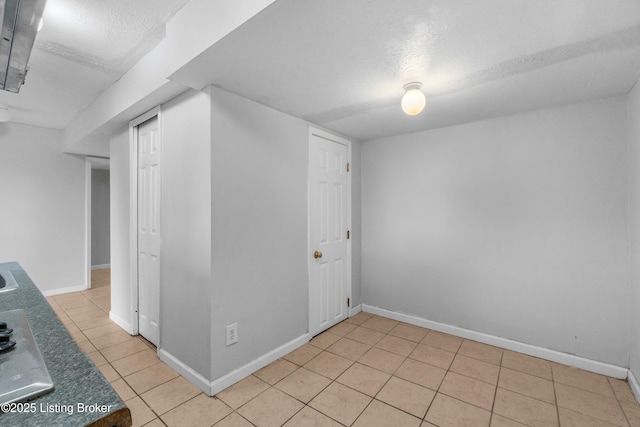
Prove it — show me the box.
[0,270,18,293]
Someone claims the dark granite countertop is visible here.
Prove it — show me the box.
[0,262,131,427]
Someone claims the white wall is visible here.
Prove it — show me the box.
[91,169,111,266]
[629,79,640,378]
[209,88,310,379]
[362,97,629,366]
[110,128,132,330]
[0,123,86,294]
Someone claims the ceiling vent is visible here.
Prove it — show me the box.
[0,0,46,93]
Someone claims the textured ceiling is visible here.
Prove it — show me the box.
[173,0,640,140]
[0,0,188,129]
[1,0,640,141]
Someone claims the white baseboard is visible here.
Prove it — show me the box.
[109,311,133,335]
[350,304,362,317]
[362,304,628,379]
[42,284,89,297]
[157,333,310,396]
[629,370,640,403]
[208,333,310,396]
[159,348,212,395]
[91,264,111,270]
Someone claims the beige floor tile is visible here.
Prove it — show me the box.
[87,350,108,367]
[214,412,254,426]
[361,316,399,333]
[161,394,232,427]
[326,337,371,360]
[304,351,353,379]
[101,338,150,362]
[439,371,496,411]
[275,367,331,403]
[112,378,137,401]
[345,311,373,326]
[552,363,615,398]
[91,330,138,350]
[493,388,558,426]
[389,323,429,342]
[283,344,322,366]
[68,308,107,324]
[376,376,435,418]
[309,331,341,349]
[555,383,626,426]
[83,322,125,340]
[254,359,298,385]
[69,330,88,343]
[57,295,95,310]
[421,331,463,353]
[620,400,640,427]
[421,422,438,427]
[490,414,528,426]
[126,396,157,427]
[216,375,270,409]
[345,326,386,345]
[558,407,622,427]
[309,382,372,426]
[237,387,304,427]
[353,399,422,427]
[336,363,391,396]
[65,303,102,317]
[141,419,164,427]
[358,347,405,374]
[501,350,552,380]
[328,321,357,336]
[409,343,455,369]
[375,334,417,357]
[610,378,638,403]
[112,349,160,377]
[395,358,447,390]
[76,315,113,330]
[98,363,121,382]
[77,339,97,353]
[426,393,491,427]
[283,406,342,426]
[125,362,180,395]
[141,376,201,415]
[458,340,503,365]
[450,354,500,385]
[498,367,555,404]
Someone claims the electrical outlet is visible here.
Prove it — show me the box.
[226,323,238,346]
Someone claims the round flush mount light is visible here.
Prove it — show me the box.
[0,105,10,122]
[401,82,426,116]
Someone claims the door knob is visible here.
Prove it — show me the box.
[314,251,323,259]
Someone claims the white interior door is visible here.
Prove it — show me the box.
[309,131,350,337]
[137,116,161,346]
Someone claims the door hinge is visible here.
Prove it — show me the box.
[347,230,350,239]
[347,162,350,172]
[347,297,351,307]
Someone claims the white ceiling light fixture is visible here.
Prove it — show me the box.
[0,105,10,122]
[401,82,426,116]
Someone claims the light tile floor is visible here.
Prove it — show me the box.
[46,269,640,426]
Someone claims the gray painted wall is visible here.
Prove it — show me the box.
[160,89,213,380]
[209,87,309,379]
[0,123,86,294]
[91,169,110,266]
[362,96,629,366]
[629,79,640,378]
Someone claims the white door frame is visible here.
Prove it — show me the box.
[308,127,353,336]
[129,106,162,338]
